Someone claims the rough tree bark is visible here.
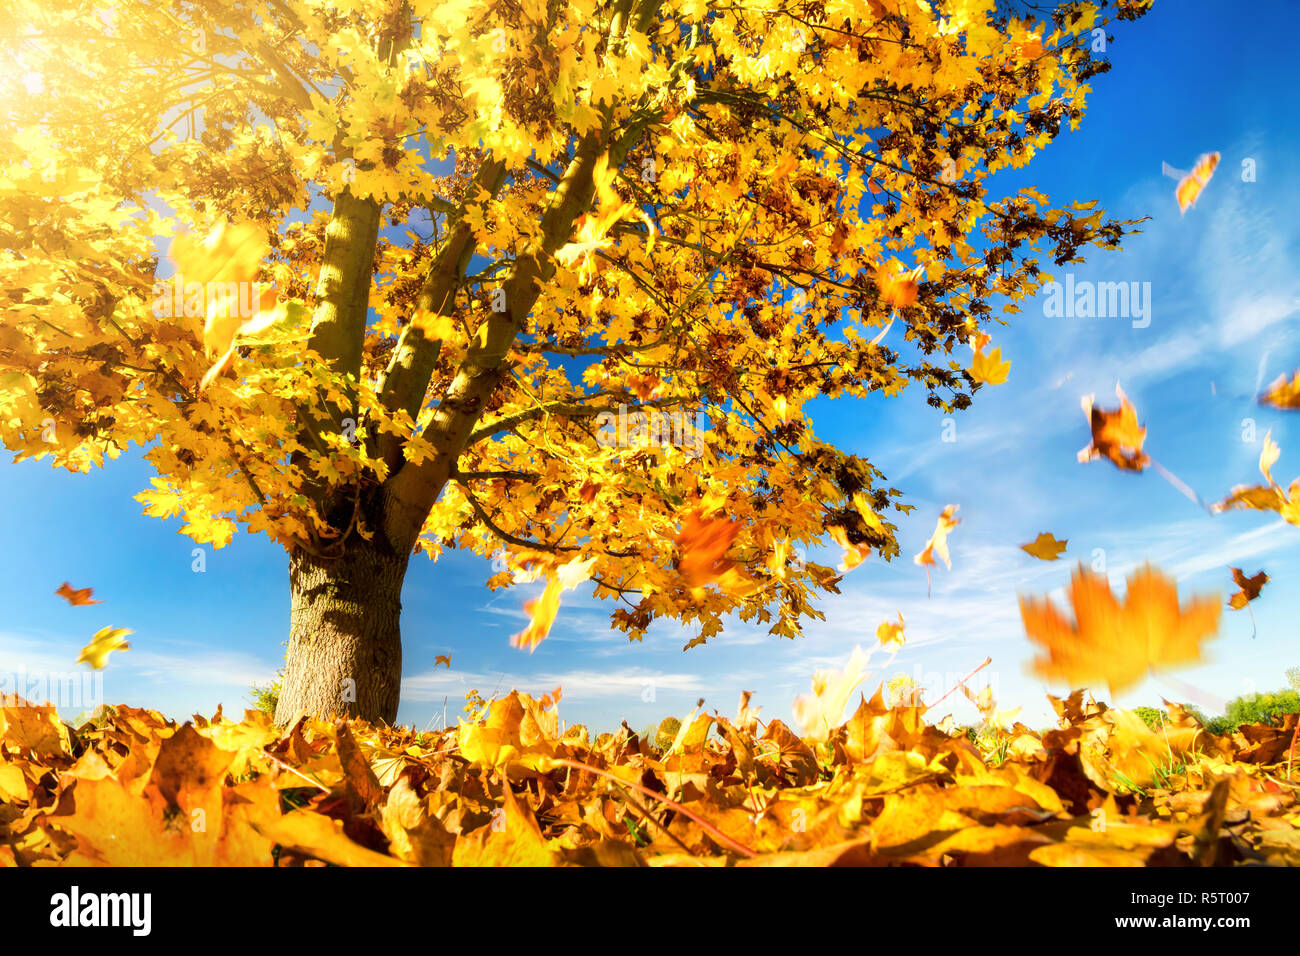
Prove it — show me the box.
[275,537,410,725]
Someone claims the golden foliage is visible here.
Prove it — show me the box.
[2,682,1295,867]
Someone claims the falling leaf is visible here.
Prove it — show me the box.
[511,579,562,652]
[1259,371,1300,410]
[1020,563,1221,695]
[914,504,960,572]
[772,154,799,182]
[673,511,757,596]
[1227,567,1267,610]
[1212,430,1300,524]
[1012,35,1045,59]
[434,654,452,668]
[876,612,906,649]
[55,582,102,606]
[875,262,922,310]
[1021,532,1068,561]
[410,308,457,341]
[1078,382,1149,472]
[510,555,597,651]
[793,645,872,741]
[1175,151,1219,213]
[970,333,1011,386]
[170,219,279,388]
[827,525,871,572]
[76,627,132,670]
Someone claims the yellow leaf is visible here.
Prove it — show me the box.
[1020,532,1067,561]
[77,627,132,670]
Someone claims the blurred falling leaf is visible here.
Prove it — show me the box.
[169,219,278,389]
[1259,371,1300,410]
[828,524,871,571]
[1021,563,1221,695]
[793,645,872,741]
[1175,151,1219,213]
[434,654,452,668]
[511,555,597,651]
[76,627,132,669]
[876,612,906,649]
[55,582,102,606]
[914,505,960,591]
[673,511,757,596]
[876,261,922,310]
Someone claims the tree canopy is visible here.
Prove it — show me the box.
[0,0,1145,655]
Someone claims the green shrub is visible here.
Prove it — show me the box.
[249,672,282,717]
[1133,706,1167,730]
[1221,690,1300,732]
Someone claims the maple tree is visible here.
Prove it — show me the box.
[0,0,1148,723]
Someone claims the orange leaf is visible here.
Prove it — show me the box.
[1020,532,1067,561]
[1078,382,1148,472]
[55,581,102,606]
[1020,563,1221,695]
[875,262,921,310]
[1175,151,1219,213]
[914,504,960,570]
[1228,567,1267,610]
[1259,371,1300,410]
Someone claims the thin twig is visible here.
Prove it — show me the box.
[923,656,992,714]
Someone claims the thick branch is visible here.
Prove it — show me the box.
[381,130,610,554]
[373,158,507,474]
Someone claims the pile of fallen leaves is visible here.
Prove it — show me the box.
[2,685,1297,867]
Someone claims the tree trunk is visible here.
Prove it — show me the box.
[274,539,409,726]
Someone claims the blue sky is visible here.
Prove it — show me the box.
[3,0,1299,733]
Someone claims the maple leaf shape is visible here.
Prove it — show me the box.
[55,582,102,606]
[1020,563,1221,695]
[1020,532,1067,561]
[1259,371,1300,410]
[1227,567,1267,610]
[1078,383,1149,472]
[1175,151,1219,213]
[914,504,960,571]
[76,627,133,669]
[1212,430,1300,524]
[969,332,1010,385]
[876,611,906,649]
